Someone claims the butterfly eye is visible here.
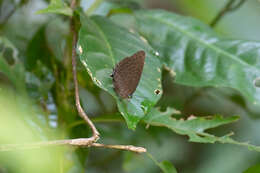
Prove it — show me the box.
[110,71,114,78]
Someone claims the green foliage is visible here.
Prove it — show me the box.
[78,14,162,129]
[135,9,260,105]
[147,153,177,173]
[159,161,178,173]
[0,91,81,173]
[37,0,73,16]
[144,108,238,143]
[144,108,260,152]
[2,0,260,172]
[244,164,260,173]
[0,37,26,94]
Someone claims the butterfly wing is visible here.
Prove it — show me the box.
[113,50,146,98]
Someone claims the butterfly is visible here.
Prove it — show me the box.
[111,50,146,99]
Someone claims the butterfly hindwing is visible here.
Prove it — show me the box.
[112,50,146,98]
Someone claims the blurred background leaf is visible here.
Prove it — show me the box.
[243,164,260,173]
[147,153,178,173]
[0,91,83,173]
[0,37,26,94]
[37,0,73,16]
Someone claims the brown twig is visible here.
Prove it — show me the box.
[210,0,247,27]
[91,143,146,153]
[228,0,247,11]
[0,141,146,153]
[70,0,99,144]
[69,0,77,9]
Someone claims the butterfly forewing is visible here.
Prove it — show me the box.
[112,50,146,98]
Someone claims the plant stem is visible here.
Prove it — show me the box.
[0,141,146,153]
[210,0,247,27]
[70,0,100,144]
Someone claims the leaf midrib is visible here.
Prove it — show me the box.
[140,13,258,72]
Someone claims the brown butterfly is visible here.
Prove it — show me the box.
[111,50,146,98]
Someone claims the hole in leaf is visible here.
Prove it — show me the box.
[78,45,83,54]
[154,89,161,95]
[254,77,260,88]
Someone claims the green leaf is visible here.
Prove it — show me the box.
[107,7,133,17]
[159,161,178,173]
[45,18,69,62]
[147,153,177,173]
[78,14,162,129]
[0,91,81,173]
[135,9,260,105]
[144,108,260,152]
[26,26,53,70]
[243,164,260,173]
[37,0,72,16]
[144,108,238,143]
[0,37,26,94]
